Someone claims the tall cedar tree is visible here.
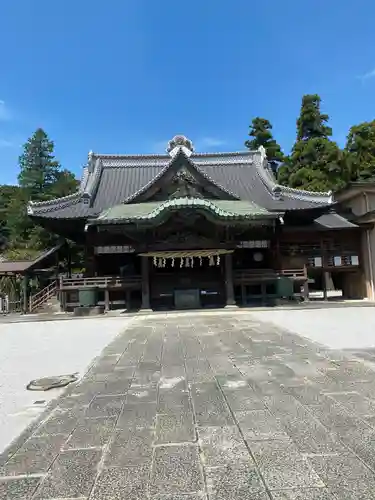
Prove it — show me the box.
[18,128,61,199]
[278,94,347,192]
[345,121,375,182]
[4,129,79,254]
[245,117,284,172]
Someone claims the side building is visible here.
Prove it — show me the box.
[27,135,367,311]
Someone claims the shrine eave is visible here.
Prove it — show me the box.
[86,198,283,227]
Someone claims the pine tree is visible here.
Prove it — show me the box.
[345,121,375,182]
[18,128,61,200]
[278,94,347,192]
[245,117,284,172]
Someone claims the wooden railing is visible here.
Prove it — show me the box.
[279,267,307,279]
[234,267,307,282]
[29,281,57,313]
[59,275,141,290]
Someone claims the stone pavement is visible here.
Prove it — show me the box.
[2,312,375,499]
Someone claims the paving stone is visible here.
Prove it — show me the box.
[283,385,330,406]
[106,428,153,466]
[328,483,375,499]
[205,464,267,499]
[186,358,214,382]
[0,434,65,476]
[198,426,250,467]
[236,410,289,441]
[278,414,345,454]
[249,439,324,490]
[308,452,375,487]
[306,397,366,431]
[151,495,205,500]
[85,395,125,418]
[65,416,116,449]
[271,489,333,499]
[157,391,191,413]
[116,402,157,429]
[0,477,41,500]
[328,391,375,416]
[150,445,203,496]
[34,448,101,499]
[90,465,149,500]
[156,408,195,444]
[126,386,158,403]
[57,392,96,410]
[191,382,233,426]
[34,407,85,436]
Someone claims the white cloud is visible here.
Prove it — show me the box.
[0,139,14,148]
[0,100,10,121]
[358,68,375,81]
[199,137,226,147]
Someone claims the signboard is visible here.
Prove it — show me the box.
[94,245,135,254]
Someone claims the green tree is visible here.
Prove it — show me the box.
[278,94,347,192]
[344,121,375,182]
[18,128,61,200]
[245,117,284,172]
[296,94,332,140]
[4,128,79,253]
[52,169,79,198]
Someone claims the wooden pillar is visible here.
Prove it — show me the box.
[22,274,29,314]
[225,253,236,307]
[302,279,310,301]
[104,289,110,312]
[322,271,328,301]
[141,256,151,310]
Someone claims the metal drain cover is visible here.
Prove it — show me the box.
[26,374,78,391]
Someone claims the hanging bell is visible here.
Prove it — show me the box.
[157,258,162,268]
[209,256,214,266]
[185,257,190,267]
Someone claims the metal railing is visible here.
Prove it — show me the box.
[29,281,58,313]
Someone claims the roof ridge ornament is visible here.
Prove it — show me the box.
[258,145,267,162]
[167,135,194,157]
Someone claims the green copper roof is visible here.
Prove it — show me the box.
[91,197,280,225]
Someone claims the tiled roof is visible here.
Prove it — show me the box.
[314,213,359,229]
[28,146,335,220]
[91,198,279,225]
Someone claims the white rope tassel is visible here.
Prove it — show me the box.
[180,258,183,268]
[185,257,190,267]
[216,255,220,266]
[153,256,157,267]
[190,257,194,267]
[163,258,166,267]
[199,256,202,266]
[171,258,175,267]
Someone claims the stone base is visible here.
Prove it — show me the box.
[73,306,105,317]
[224,304,238,309]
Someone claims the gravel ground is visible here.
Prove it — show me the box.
[251,306,375,350]
[0,317,134,454]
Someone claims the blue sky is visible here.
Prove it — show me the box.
[1,0,375,184]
